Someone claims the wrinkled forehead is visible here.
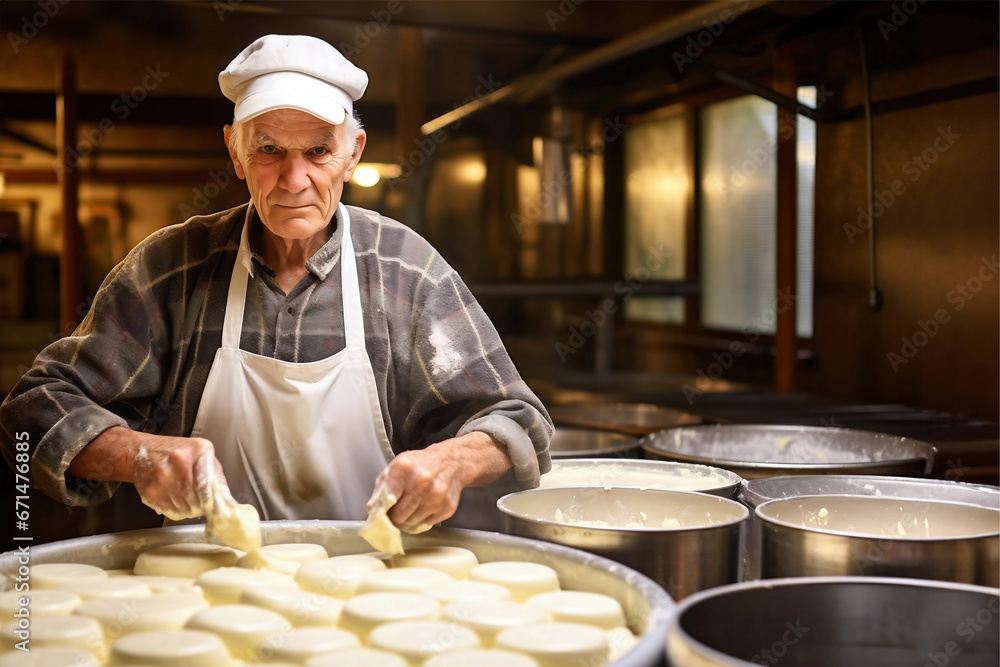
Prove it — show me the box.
[244,108,348,145]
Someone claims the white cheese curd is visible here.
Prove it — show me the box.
[441,599,547,647]
[294,555,386,599]
[104,569,135,578]
[305,648,406,667]
[339,592,440,641]
[61,578,152,601]
[525,591,626,630]
[108,629,231,666]
[128,576,199,594]
[74,592,209,635]
[254,627,359,663]
[0,590,81,618]
[0,647,99,667]
[420,579,512,604]
[368,620,480,664]
[423,649,540,667]
[495,622,610,667]
[195,567,298,605]
[468,562,560,602]
[29,564,107,591]
[258,543,329,564]
[1,615,105,659]
[605,626,640,661]
[356,567,455,595]
[387,547,479,579]
[239,586,344,627]
[133,543,240,578]
[185,604,291,661]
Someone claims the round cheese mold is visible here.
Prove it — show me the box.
[495,622,610,667]
[0,647,100,667]
[185,604,291,661]
[468,562,560,602]
[238,586,344,627]
[258,543,329,564]
[108,629,230,666]
[424,649,540,667]
[29,564,107,590]
[74,592,209,635]
[387,546,479,579]
[294,555,386,599]
[339,592,440,641]
[133,543,240,578]
[195,567,298,605]
[128,576,198,594]
[368,620,481,664]
[441,599,547,647]
[355,566,455,595]
[254,627,359,663]
[0,590,80,618]
[421,580,512,604]
[525,591,626,630]
[62,577,153,601]
[1,615,105,658]
[305,648,406,667]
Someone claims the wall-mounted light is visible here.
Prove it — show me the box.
[352,163,403,188]
[0,172,6,198]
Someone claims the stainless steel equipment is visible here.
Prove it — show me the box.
[540,458,742,498]
[641,424,936,478]
[497,486,748,600]
[738,474,1000,581]
[550,427,643,458]
[548,402,704,436]
[0,521,674,667]
[757,495,1000,586]
[666,576,1000,667]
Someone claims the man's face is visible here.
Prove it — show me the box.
[225,108,366,242]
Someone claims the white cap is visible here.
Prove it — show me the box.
[219,34,368,125]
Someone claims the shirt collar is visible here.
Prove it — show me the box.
[244,201,342,281]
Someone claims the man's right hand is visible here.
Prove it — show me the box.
[67,426,225,521]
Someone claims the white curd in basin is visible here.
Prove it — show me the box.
[0,647,99,667]
[0,590,80,618]
[108,629,230,666]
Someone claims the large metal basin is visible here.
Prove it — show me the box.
[666,576,1000,666]
[738,475,1000,580]
[548,402,704,436]
[498,486,748,600]
[540,458,742,498]
[0,521,673,667]
[550,427,643,458]
[757,495,1000,586]
[641,424,936,478]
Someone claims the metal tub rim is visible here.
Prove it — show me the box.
[542,458,744,498]
[740,474,1000,509]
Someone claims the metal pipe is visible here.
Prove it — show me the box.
[421,0,777,135]
[711,68,832,122]
[858,27,883,312]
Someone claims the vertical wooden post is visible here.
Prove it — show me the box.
[57,50,83,335]
[774,45,798,393]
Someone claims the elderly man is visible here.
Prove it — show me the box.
[0,34,552,531]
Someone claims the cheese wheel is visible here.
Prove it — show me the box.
[305,648,406,667]
[29,564,107,591]
[104,569,135,577]
[1,615,105,658]
[74,592,209,635]
[108,629,230,666]
[195,567,297,605]
[0,590,80,618]
[255,627,359,662]
[339,592,440,641]
[258,543,329,564]
[605,626,640,661]
[424,649,540,667]
[134,543,240,578]
[239,587,343,627]
[185,604,291,661]
[495,622,610,667]
[468,562,560,602]
[421,580,512,604]
[525,591,626,630]
[387,547,479,579]
[368,621,480,664]
[61,578,153,601]
[236,552,301,576]
[441,599,547,647]
[294,555,386,599]
[0,647,99,667]
[356,567,454,595]
[129,576,199,594]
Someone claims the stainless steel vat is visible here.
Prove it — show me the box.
[549,427,642,458]
[0,521,674,667]
[666,576,1000,666]
[498,486,749,600]
[540,458,743,498]
[641,424,936,478]
[757,495,1000,586]
[548,403,704,436]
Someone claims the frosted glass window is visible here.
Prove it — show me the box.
[622,112,688,323]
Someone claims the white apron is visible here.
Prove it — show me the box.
[190,202,394,521]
